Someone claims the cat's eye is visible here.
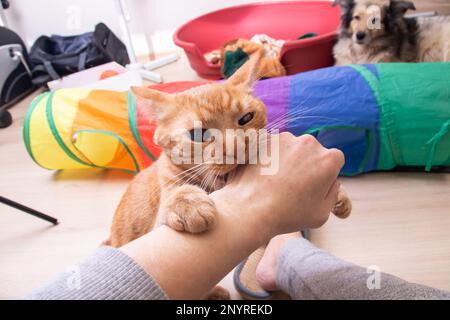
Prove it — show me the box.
[238,112,255,126]
[188,128,211,142]
[353,15,361,21]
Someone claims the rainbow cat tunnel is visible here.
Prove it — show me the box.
[23,63,450,175]
[23,88,161,174]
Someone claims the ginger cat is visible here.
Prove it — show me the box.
[106,55,267,248]
[105,55,352,299]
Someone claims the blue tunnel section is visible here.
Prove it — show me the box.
[287,65,381,175]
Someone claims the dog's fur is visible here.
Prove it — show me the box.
[333,0,450,64]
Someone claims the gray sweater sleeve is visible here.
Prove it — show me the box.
[277,238,450,300]
[26,246,168,300]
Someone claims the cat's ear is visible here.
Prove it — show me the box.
[131,86,173,119]
[227,49,263,91]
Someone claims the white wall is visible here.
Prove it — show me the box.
[129,0,295,53]
[4,0,320,55]
[5,0,120,45]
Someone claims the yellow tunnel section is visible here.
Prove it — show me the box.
[23,88,144,173]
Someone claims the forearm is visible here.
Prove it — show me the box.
[277,238,450,300]
[27,190,270,300]
[26,247,167,300]
[120,190,271,299]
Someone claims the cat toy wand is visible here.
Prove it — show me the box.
[0,195,58,225]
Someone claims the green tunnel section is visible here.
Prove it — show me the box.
[354,63,450,171]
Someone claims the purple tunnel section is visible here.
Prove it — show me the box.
[252,75,292,132]
[252,65,381,176]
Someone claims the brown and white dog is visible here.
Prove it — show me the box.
[333,0,450,65]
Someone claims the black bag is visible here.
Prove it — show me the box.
[0,26,35,128]
[29,23,130,87]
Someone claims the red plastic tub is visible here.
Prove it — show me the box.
[173,1,341,79]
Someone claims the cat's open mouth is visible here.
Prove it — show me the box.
[219,172,229,183]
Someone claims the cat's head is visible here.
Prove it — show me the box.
[132,54,267,179]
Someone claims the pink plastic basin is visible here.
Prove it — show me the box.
[173,1,341,79]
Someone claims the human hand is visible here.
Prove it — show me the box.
[211,133,344,241]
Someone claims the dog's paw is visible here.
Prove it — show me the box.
[162,185,217,233]
[332,187,352,219]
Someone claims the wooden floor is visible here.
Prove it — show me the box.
[1,51,450,299]
[414,0,450,15]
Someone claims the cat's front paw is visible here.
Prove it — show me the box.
[332,186,352,219]
[162,185,218,233]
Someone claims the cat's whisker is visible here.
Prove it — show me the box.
[270,115,343,130]
[266,99,332,130]
[187,168,209,184]
[266,109,315,131]
[197,168,209,190]
[159,163,214,206]
[183,164,212,187]
[144,162,211,207]
[198,168,216,191]
[170,164,213,190]
[165,163,207,187]
[182,166,209,186]
[205,167,218,190]
[267,104,343,131]
[201,170,213,191]
[266,108,314,130]
[210,169,220,191]
[206,169,217,189]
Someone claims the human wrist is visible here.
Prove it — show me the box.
[210,188,274,245]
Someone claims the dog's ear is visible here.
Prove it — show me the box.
[388,0,416,16]
[332,0,354,8]
[385,0,416,32]
[333,0,355,29]
[332,0,353,7]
